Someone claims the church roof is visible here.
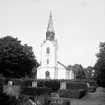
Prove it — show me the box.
[57,61,73,72]
[57,61,70,71]
[57,61,66,69]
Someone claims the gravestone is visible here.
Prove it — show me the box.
[3,85,21,97]
[60,82,66,89]
[51,93,59,98]
[8,81,13,85]
[32,81,37,87]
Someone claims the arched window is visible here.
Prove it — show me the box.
[45,71,50,78]
[47,59,49,64]
[46,47,50,54]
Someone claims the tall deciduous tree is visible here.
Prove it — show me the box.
[84,66,94,79]
[74,64,86,79]
[0,36,39,78]
[68,64,86,79]
[94,42,105,86]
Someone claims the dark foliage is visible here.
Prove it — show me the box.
[0,92,19,105]
[21,87,52,96]
[84,66,95,79]
[71,79,97,87]
[87,86,96,92]
[24,79,97,92]
[37,80,60,92]
[94,42,105,87]
[68,64,86,79]
[0,36,39,78]
[66,82,88,90]
[59,89,85,99]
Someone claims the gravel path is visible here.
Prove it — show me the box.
[70,87,105,105]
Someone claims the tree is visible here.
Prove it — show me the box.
[68,64,86,79]
[84,66,95,79]
[94,42,105,87]
[0,36,39,78]
[74,64,85,79]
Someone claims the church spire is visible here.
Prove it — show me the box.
[46,11,55,41]
[47,11,55,33]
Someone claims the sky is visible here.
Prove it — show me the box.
[0,0,105,68]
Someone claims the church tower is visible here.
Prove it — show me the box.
[37,12,58,79]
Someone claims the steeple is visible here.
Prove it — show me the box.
[47,11,55,33]
[46,11,55,41]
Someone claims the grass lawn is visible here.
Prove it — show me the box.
[69,87,105,105]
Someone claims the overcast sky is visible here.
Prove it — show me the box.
[0,0,105,67]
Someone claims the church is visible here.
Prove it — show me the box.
[37,12,74,80]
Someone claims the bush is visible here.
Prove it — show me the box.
[6,78,25,86]
[21,87,52,96]
[24,79,33,86]
[73,79,97,92]
[37,80,60,92]
[58,89,85,99]
[72,79,98,87]
[66,82,88,90]
[36,79,92,92]
[44,81,60,92]
[27,94,50,105]
[87,86,96,92]
[88,81,97,87]
[0,92,19,105]
[0,78,25,86]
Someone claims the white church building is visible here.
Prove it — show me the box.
[37,12,74,80]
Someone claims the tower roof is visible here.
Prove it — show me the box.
[47,11,55,33]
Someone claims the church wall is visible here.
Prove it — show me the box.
[41,41,57,68]
[70,70,74,79]
[66,70,70,79]
[57,68,66,79]
[37,67,74,80]
[37,67,55,79]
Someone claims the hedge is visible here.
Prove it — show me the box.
[0,78,97,86]
[36,79,97,90]
[37,80,60,92]
[71,79,97,87]
[87,86,96,92]
[21,87,52,96]
[66,82,88,90]
[0,78,25,86]
[36,80,89,92]
[0,78,97,93]
[58,89,85,99]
